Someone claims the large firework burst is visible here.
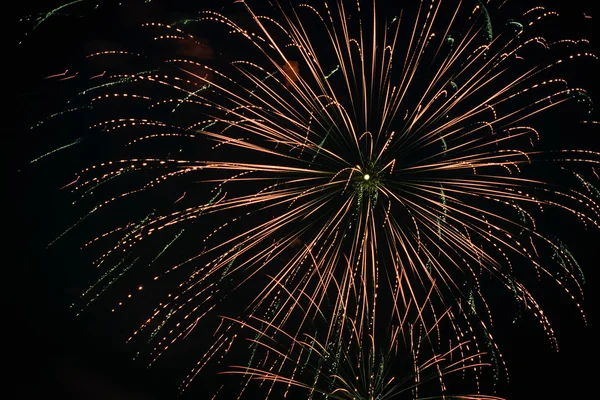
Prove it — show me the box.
[21,0,597,397]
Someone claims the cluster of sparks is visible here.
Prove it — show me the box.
[25,0,598,398]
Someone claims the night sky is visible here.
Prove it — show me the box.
[10,0,597,399]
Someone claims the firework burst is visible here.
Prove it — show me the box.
[22,0,598,397]
[216,287,503,399]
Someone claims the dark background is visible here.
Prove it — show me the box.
[9,0,597,399]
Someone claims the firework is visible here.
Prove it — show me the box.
[23,0,597,397]
[214,286,501,399]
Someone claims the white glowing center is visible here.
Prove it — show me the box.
[363,174,370,181]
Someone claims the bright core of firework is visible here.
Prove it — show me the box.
[363,173,370,181]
